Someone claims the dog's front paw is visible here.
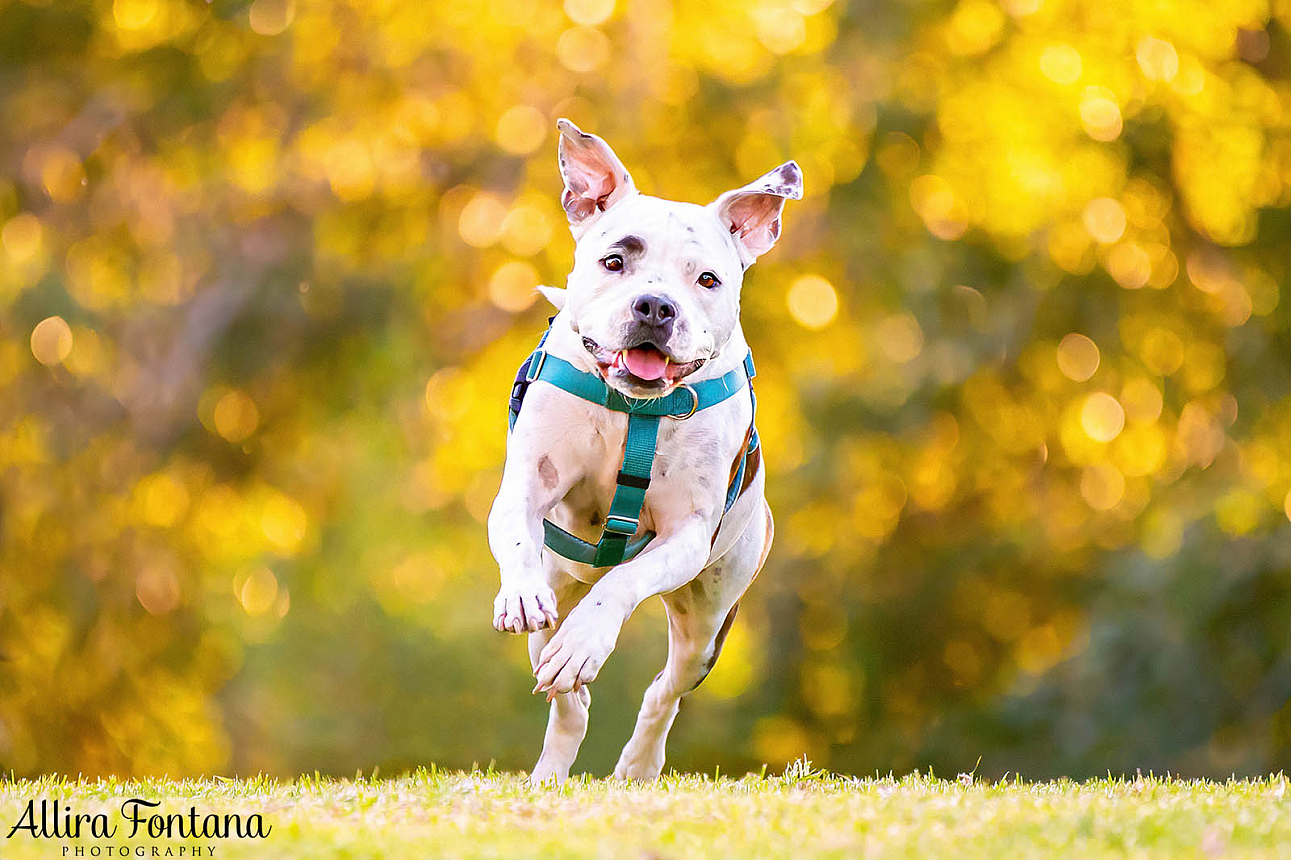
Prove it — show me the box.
[532,602,620,698]
[493,582,559,633]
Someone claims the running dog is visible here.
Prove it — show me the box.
[489,119,801,783]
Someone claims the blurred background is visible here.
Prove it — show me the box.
[3,0,1291,782]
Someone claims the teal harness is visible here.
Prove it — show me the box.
[508,325,760,568]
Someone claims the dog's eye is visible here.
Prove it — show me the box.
[602,254,624,272]
[697,271,720,289]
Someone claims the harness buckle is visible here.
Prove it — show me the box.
[603,514,639,535]
[525,350,547,383]
[668,384,699,420]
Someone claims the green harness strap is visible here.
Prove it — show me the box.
[518,348,754,568]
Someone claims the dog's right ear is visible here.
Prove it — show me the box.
[557,118,636,236]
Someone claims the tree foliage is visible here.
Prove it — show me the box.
[3,0,1291,779]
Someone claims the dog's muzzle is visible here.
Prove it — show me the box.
[630,293,676,344]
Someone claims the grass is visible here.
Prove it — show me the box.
[2,761,1289,859]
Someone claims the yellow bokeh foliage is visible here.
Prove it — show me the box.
[3,0,1291,781]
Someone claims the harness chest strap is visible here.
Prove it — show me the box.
[511,341,759,568]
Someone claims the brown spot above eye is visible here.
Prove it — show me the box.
[609,234,646,256]
[538,455,559,490]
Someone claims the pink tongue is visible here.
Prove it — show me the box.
[622,347,668,381]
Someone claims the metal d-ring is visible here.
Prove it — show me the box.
[669,384,699,419]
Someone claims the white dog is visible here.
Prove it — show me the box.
[489,119,801,783]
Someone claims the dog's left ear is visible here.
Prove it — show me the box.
[711,161,803,264]
[557,118,636,236]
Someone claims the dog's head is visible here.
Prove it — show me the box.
[550,119,801,399]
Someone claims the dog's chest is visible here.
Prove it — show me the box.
[547,410,723,578]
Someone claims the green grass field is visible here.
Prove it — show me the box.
[2,763,1288,859]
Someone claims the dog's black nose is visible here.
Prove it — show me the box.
[631,294,676,327]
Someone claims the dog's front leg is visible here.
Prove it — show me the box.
[532,513,712,695]
[488,429,582,634]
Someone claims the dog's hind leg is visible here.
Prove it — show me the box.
[612,505,772,780]
[529,574,592,785]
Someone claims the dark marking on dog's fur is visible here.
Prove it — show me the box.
[739,446,761,497]
[710,426,759,548]
[609,235,646,256]
[538,455,559,490]
[689,602,740,691]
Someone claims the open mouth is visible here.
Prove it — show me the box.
[582,338,706,390]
